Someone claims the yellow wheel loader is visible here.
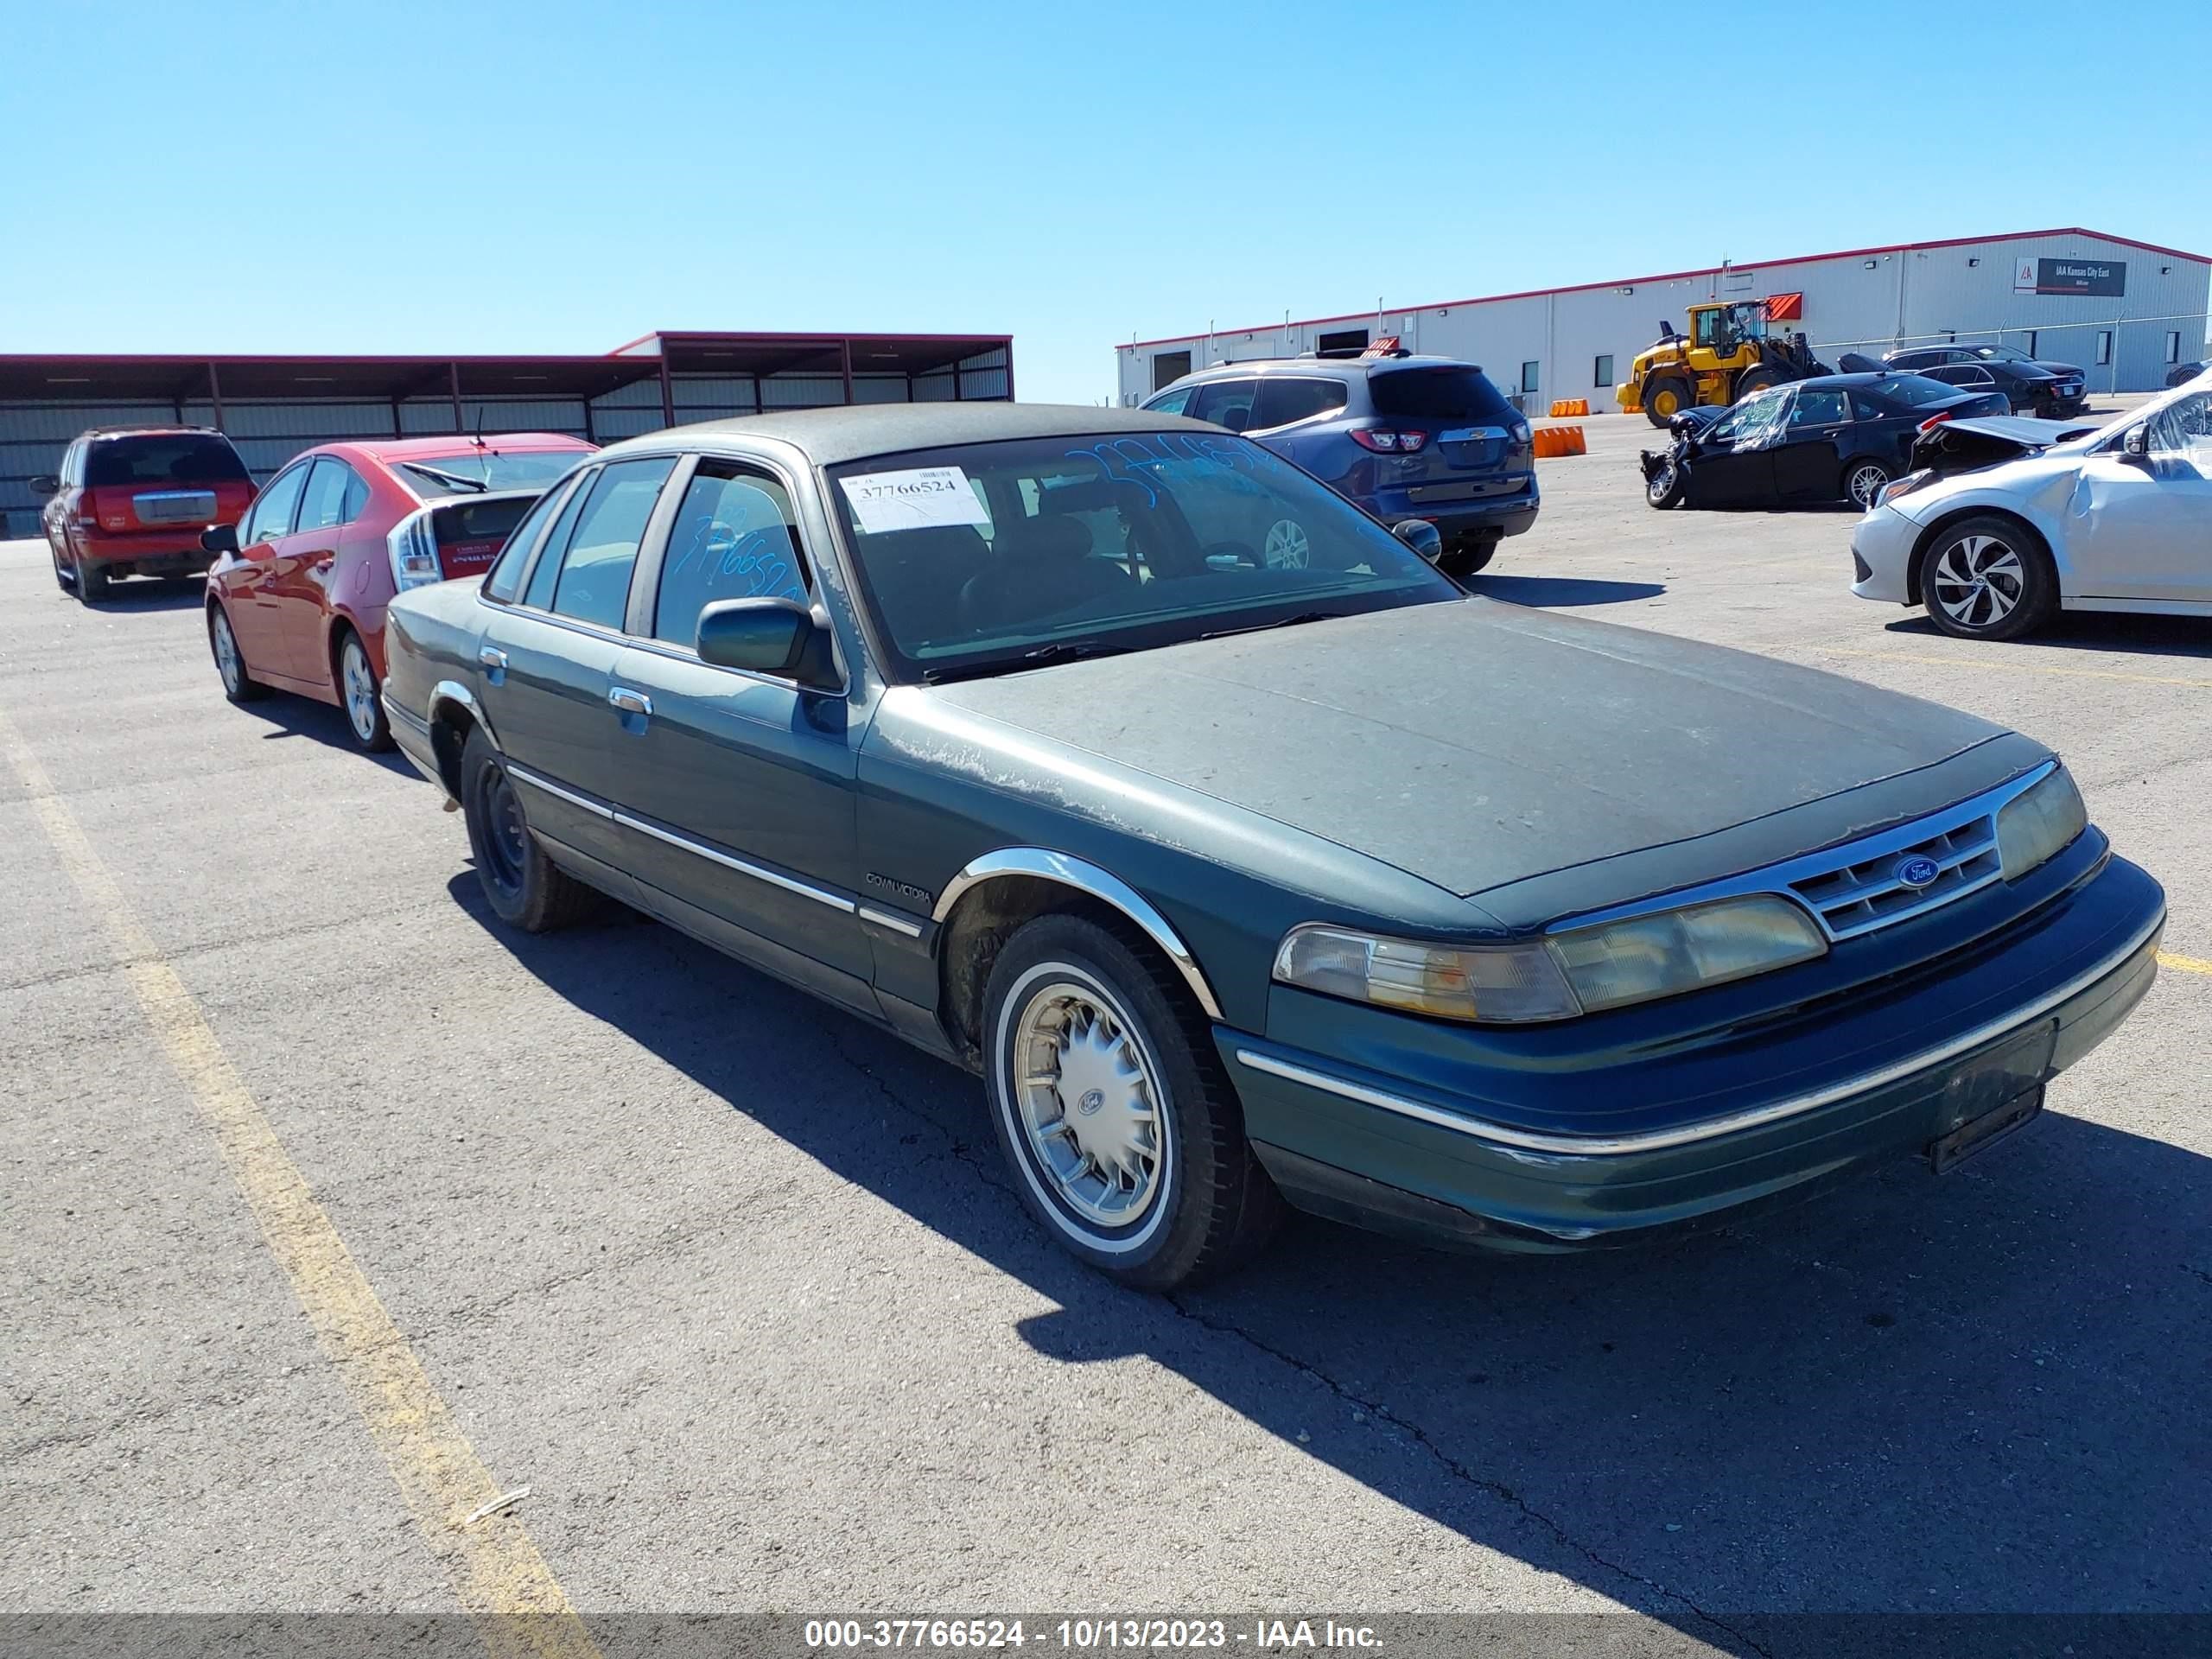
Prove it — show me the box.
[1617,301,1832,426]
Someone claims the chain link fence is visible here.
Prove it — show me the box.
[1808,311,2209,397]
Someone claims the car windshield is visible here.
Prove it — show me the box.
[1367,366,1515,422]
[86,434,249,487]
[1878,374,1972,408]
[824,431,1459,683]
[397,448,584,498]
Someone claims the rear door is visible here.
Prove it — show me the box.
[223,461,311,672]
[1770,386,1853,501]
[606,454,877,1015]
[2073,392,2212,602]
[474,454,678,880]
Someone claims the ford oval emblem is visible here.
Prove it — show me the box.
[1895,855,1941,890]
[1077,1090,1106,1116]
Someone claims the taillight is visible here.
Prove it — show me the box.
[1348,426,1431,453]
[387,511,442,591]
[1916,410,1956,434]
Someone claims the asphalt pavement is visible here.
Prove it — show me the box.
[4,404,2208,1657]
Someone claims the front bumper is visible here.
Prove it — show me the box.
[1850,503,1921,603]
[1219,852,2164,1253]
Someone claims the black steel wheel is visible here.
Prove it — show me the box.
[458,724,595,931]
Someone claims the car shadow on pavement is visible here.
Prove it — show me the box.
[232,695,413,776]
[71,575,207,613]
[1885,612,2212,662]
[454,876,2212,1650]
[1466,575,1665,608]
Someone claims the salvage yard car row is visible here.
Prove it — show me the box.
[25,373,2203,1288]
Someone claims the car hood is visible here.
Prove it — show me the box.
[911,600,2038,917]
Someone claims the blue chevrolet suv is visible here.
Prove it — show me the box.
[1143,352,1537,575]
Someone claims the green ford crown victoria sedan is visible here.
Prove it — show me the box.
[380,404,2164,1290]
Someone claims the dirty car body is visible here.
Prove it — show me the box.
[381,404,2164,1288]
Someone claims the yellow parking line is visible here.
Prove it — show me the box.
[0,708,600,1659]
[1809,646,2212,690]
[2160,952,2212,976]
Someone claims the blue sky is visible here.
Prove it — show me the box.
[3,0,2204,404]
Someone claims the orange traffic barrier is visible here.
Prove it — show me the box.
[1548,398,1590,417]
[1533,425,1586,458]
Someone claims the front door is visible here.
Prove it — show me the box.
[474,455,677,879]
[1684,387,1789,505]
[264,456,353,682]
[605,455,874,1014]
[226,460,312,673]
[2072,392,2212,603]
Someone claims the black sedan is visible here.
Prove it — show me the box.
[1643,372,2010,512]
[2169,361,2207,390]
[1883,344,2087,417]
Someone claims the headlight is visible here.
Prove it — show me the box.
[1548,896,1827,1014]
[1274,894,1827,1024]
[1273,926,1580,1023]
[1996,766,2087,878]
[1874,469,1935,508]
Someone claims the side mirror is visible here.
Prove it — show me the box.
[2120,424,2152,465]
[1391,518,1443,563]
[30,474,60,496]
[201,524,240,556]
[696,597,838,687]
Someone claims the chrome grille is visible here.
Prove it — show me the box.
[1789,816,2002,940]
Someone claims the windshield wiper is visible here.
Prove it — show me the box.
[1194,610,1338,642]
[398,461,489,494]
[920,640,1139,684]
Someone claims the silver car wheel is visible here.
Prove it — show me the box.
[341,637,378,740]
[213,611,243,694]
[1008,970,1166,1232]
[1262,518,1311,569]
[1847,463,1890,508]
[1930,533,2024,630]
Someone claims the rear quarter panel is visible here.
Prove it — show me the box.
[382,579,487,730]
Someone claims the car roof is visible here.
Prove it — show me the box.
[1787,372,1951,391]
[341,433,592,462]
[1169,353,1477,382]
[592,403,1223,467]
[78,424,230,441]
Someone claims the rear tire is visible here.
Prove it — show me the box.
[982,912,1283,1290]
[458,724,596,932]
[336,629,394,753]
[77,556,110,603]
[208,605,268,702]
[1922,514,2056,641]
[1437,535,1497,580]
[1842,457,1894,510]
[1644,375,1694,426]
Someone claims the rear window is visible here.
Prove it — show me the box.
[1366,366,1514,423]
[86,434,249,487]
[1873,375,1972,410]
[394,448,588,499]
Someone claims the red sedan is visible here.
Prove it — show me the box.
[205,434,593,750]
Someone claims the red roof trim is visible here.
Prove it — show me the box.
[1118,227,2211,351]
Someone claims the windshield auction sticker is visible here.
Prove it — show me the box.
[839,467,991,534]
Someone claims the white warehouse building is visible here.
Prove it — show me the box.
[1116,227,2210,415]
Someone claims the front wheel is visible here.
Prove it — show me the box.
[1842,458,1894,510]
[1923,515,2056,641]
[336,630,394,753]
[982,914,1281,1289]
[1645,454,1688,509]
[208,605,267,702]
[1733,367,1783,401]
[1643,376,1693,426]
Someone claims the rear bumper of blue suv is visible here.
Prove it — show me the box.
[1370,476,1540,545]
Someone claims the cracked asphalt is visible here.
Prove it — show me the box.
[3,407,2208,1655]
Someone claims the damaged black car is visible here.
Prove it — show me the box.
[1643,372,2011,512]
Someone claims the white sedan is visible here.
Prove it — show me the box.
[1851,367,2212,639]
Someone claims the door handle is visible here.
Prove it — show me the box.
[608,686,652,717]
[478,646,508,670]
